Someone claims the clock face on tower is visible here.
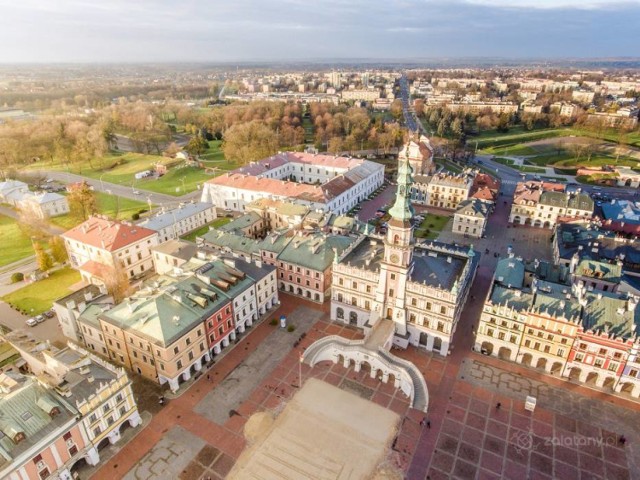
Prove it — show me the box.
[390,254,399,264]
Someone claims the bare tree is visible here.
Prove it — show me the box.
[103,263,131,304]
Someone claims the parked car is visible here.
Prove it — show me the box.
[44,310,55,318]
[35,314,46,323]
[26,318,38,327]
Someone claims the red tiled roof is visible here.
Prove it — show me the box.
[209,174,327,201]
[471,187,496,201]
[600,219,640,236]
[233,151,363,176]
[473,173,500,192]
[78,260,112,280]
[63,217,156,251]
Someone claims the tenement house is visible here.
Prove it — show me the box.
[509,181,593,228]
[1,333,140,480]
[475,255,640,398]
[331,153,478,355]
[98,256,277,391]
[62,216,159,285]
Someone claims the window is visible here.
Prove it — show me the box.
[575,353,584,362]
[103,404,110,413]
[440,306,446,315]
[594,359,603,368]
[176,360,183,369]
[524,339,531,347]
[186,338,191,346]
[174,346,179,354]
[188,351,194,361]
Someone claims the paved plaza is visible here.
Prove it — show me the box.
[194,307,321,425]
[89,194,640,480]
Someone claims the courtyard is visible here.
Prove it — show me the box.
[88,290,640,480]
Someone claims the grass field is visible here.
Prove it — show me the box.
[493,158,547,174]
[27,151,216,196]
[180,217,232,242]
[50,192,150,230]
[415,214,449,240]
[2,268,81,315]
[481,144,540,156]
[302,117,314,144]
[0,215,34,267]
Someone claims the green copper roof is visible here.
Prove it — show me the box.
[389,155,415,221]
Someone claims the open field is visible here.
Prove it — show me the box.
[475,126,640,149]
[415,214,449,240]
[180,217,232,242]
[27,151,215,195]
[0,215,34,267]
[2,268,81,315]
[50,192,150,230]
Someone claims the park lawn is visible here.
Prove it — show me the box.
[493,157,515,166]
[180,217,232,242]
[302,117,314,143]
[415,214,449,240]
[492,158,547,174]
[0,215,34,267]
[50,192,151,230]
[474,128,570,149]
[2,268,81,315]
[200,140,226,161]
[27,152,161,177]
[135,166,212,195]
[481,144,540,156]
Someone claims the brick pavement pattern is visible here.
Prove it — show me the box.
[90,192,640,480]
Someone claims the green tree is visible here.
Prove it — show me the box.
[50,236,68,264]
[34,242,54,272]
[222,121,279,165]
[68,182,98,222]
[185,134,208,156]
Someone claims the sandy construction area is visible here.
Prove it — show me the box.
[228,378,400,480]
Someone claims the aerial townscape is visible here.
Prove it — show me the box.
[1,1,640,480]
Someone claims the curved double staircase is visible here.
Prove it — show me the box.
[303,332,429,412]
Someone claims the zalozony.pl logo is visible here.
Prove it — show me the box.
[510,430,617,454]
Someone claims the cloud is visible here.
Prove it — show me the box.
[462,0,639,9]
[0,0,636,61]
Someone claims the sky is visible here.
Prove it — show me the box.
[0,0,637,63]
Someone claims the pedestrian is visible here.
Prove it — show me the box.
[420,418,425,426]
[620,435,626,446]
[426,420,431,429]
[207,374,210,381]
[496,402,501,410]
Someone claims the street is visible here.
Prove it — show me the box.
[36,170,201,206]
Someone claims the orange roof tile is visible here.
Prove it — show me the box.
[62,217,156,252]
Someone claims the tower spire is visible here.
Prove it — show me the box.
[388,151,415,223]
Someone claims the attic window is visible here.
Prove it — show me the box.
[20,412,33,422]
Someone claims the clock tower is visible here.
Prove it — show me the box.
[374,151,415,335]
